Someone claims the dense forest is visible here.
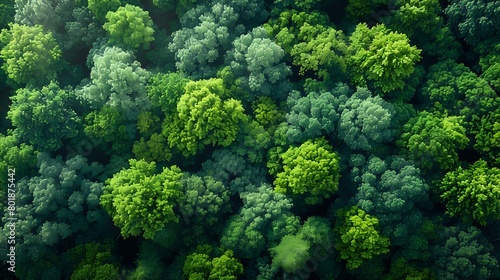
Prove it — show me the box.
[1,0,500,279]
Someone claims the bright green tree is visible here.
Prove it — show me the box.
[103,4,155,49]
[88,0,121,20]
[397,111,469,171]
[164,78,247,156]
[439,160,500,226]
[347,23,421,94]
[100,159,183,239]
[334,207,390,270]
[270,234,311,273]
[183,245,244,280]
[0,23,61,86]
[273,137,341,204]
[474,107,500,166]
[385,0,442,38]
[263,9,330,55]
[289,24,347,80]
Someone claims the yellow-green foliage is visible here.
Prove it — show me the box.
[334,207,390,270]
[274,137,340,204]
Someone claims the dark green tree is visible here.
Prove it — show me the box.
[431,224,499,280]
[224,27,291,100]
[445,0,500,50]
[420,59,500,127]
[220,184,300,259]
[8,82,81,151]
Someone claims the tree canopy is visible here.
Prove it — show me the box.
[2,1,500,279]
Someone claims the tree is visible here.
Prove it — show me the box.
[103,4,155,49]
[445,0,500,49]
[164,78,247,156]
[334,206,390,270]
[338,88,396,152]
[199,148,267,194]
[228,119,272,164]
[88,0,121,20]
[8,82,81,151]
[78,45,151,120]
[383,0,442,38]
[0,153,112,279]
[284,85,349,144]
[439,160,500,226]
[0,23,61,86]
[384,258,435,280]
[0,0,14,29]
[269,0,321,12]
[479,43,500,91]
[209,250,244,280]
[63,6,106,50]
[0,133,37,210]
[270,234,310,273]
[431,224,499,280]
[13,0,77,35]
[252,96,285,131]
[397,111,469,171]
[350,155,431,260]
[177,174,231,240]
[271,216,337,277]
[169,3,240,79]
[220,184,300,259]
[273,137,341,205]
[289,24,347,80]
[84,105,136,155]
[474,107,500,166]
[147,72,189,116]
[67,242,120,280]
[346,23,421,94]
[133,133,172,163]
[263,9,330,55]
[100,159,183,239]
[183,245,244,280]
[420,59,500,126]
[345,0,387,22]
[224,27,291,100]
